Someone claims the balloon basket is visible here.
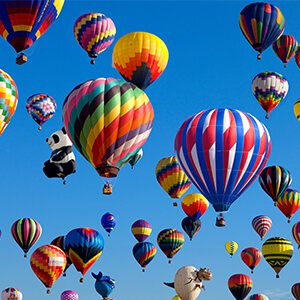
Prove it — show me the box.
[173,202,178,207]
[168,259,172,264]
[24,253,27,258]
[288,219,291,223]
[190,238,192,241]
[261,238,263,241]
[265,114,269,119]
[38,126,42,130]
[284,64,287,68]
[90,59,95,65]
[46,289,50,294]
[276,274,279,278]
[16,53,27,65]
[63,180,66,185]
[257,54,261,60]
[251,270,253,274]
[274,202,277,207]
[80,277,84,283]
[142,268,145,272]
[63,273,66,277]
[103,186,112,195]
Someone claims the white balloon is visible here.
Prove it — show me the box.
[1,288,22,300]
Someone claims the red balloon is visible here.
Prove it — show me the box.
[241,247,262,273]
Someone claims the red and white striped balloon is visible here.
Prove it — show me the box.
[252,215,272,240]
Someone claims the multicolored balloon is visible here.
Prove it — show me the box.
[30,244,67,293]
[73,13,116,64]
[248,294,269,300]
[155,156,192,206]
[61,290,78,300]
[273,35,298,67]
[112,32,169,90]
[175,108,271,221]
[252,72,289,119]
[0,0,64,61]
[131,219,152,242]
[101,212,116,236]
[62,78,154,183]
[228,274,252,300]
[181,217,201,241]
[259,166,292,204]
[129,149,143,169]
[276,188,300,223]
[64,228,104,282]
[292,283,300,300]
[294,99,300,121]
[241,247,262,273]
[252,215,272,241]
[26,94,57,130]
[11,218,42,258]
[1,288,22,300]
[239,3,285,59]
[132,241,156,271]
[294,45,300,68]
[262,237,293,278]
[50,236,73,276]
[0,69,18,136]
[292,222,300,249]
[157,229,184,263]
[181,193,209,220]
[225,241,238,258]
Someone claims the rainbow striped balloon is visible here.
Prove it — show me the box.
[62,78,154,180]
[292,222,300,249]
[295,45,300,68]
[248,294,269,300]
[61,290,78,300]
[73,13,116,64]
[132,241,156,270]
[292,283,300,300]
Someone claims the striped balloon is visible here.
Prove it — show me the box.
[248,294,269,300]
[113,32,169,90]
[277,188,300,222]
[228,274,252,300]
[30,245,67,293]
[273,35,297,67]
[155,156,192,205]
[259,166,292,203]
[26,94,57,129]
[131,219,152,242]
[291,222,300,249]
[11,218,42,258]
[262,237,293,278]
[225,241,238,257]
[175,108,271,214]
[157,229,184,263]
[129,149,143,169]
[73,13,116,64]
[252,72,289,119]
[181,193,209,220]
[292,283,300,300]
[294,99,300,121]
[132,241,156,271]
[61,290,78,300]
[241,247,262,273]
[1,288,22,300]
[294,45,300,68]
[62,78,154,180]
[251,215,272,240]
[65,228,104,282]
[0,69,18,136]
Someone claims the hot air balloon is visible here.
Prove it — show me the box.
[175,108,271,226]
[292,222,300,249]
[101,212,116,236]
[0,69,18,136]
[61,290,78,300]
[294,99,300,121]
[239,3,285,59]
[248,294,269,300]
[252,72,289,119]
[50,236,73,277]
[292,283,300,300]
[225,241,238,258]
[112,32,169,90]
[155,156,192,206]
[129,149,143,169]
[25,94,57,130]
[30,244,67,293]
[262,237,293,278]
[181,217,201,241]
[273,35,297,67]
[259,166,292,204]
[228,274,252,300]
[0,0,64,64]
[172,296,181,300]
[181,193,209,220]
[11,218,42,258]
[132,241,156,272]
[65,228,104,282]
[241,247,262,273]
[62,78,154,193]
[1,288,22,300]
[157,229,184,263]
[92,272,115,298]
[276,188,300,223]
[252,215,272,241]
[294,45,300,68]
[73,13,116,64]
[131,219,152,242]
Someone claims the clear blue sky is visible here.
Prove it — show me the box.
[0,1,300,299]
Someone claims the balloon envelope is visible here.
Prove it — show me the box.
[129,149,143,168]
[228,274,252,300]
[181,193,209,220]
[225,241,238,257]
[61,290,78,300]
[131,219,152,242]
[101,212,116,235]
[251,215,272,240]
[277,188,300,222]
[248,294,269,300]
[181,217,201,241]
[273,35,297,66]
[1,288,22,300]
[132,241,156,269]
[294,99,300,121]
[241,247,262,272]
[292,222,300,249]
[292,283,300,300]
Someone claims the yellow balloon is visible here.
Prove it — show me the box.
[225,241,238,257]
[172,296,181,300]
[294,99,300,121]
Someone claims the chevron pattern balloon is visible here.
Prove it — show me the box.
[61,290,78,300]
[62,78,154,179]
[30,245,66,293]
[0,69,18,136]
[277,189,300,222]
[132,241,156,270]
[252,215,272,241]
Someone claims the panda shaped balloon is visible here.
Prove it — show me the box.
[43,127,76,184]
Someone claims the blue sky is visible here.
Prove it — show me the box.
[1,1,300,299]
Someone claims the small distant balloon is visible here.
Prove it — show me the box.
[1,288,22,300]
[273,35,297,67]
[131,219,152,242]
[225,241,238,258]
[101,212,116,236]
[181,193,209,220]
[181,217,201,241]
[61,290,78,300]
[129,149,143,169]
[252,216,272,240]
[241,247,262,273]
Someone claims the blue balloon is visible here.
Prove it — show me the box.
[92,271,115,298]
[101,212,116,236]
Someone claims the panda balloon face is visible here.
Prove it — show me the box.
[46,127,72,151]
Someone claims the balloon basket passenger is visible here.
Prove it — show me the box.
[215,213,225,227]
[103,181,112,195]
[16,53,27,65]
